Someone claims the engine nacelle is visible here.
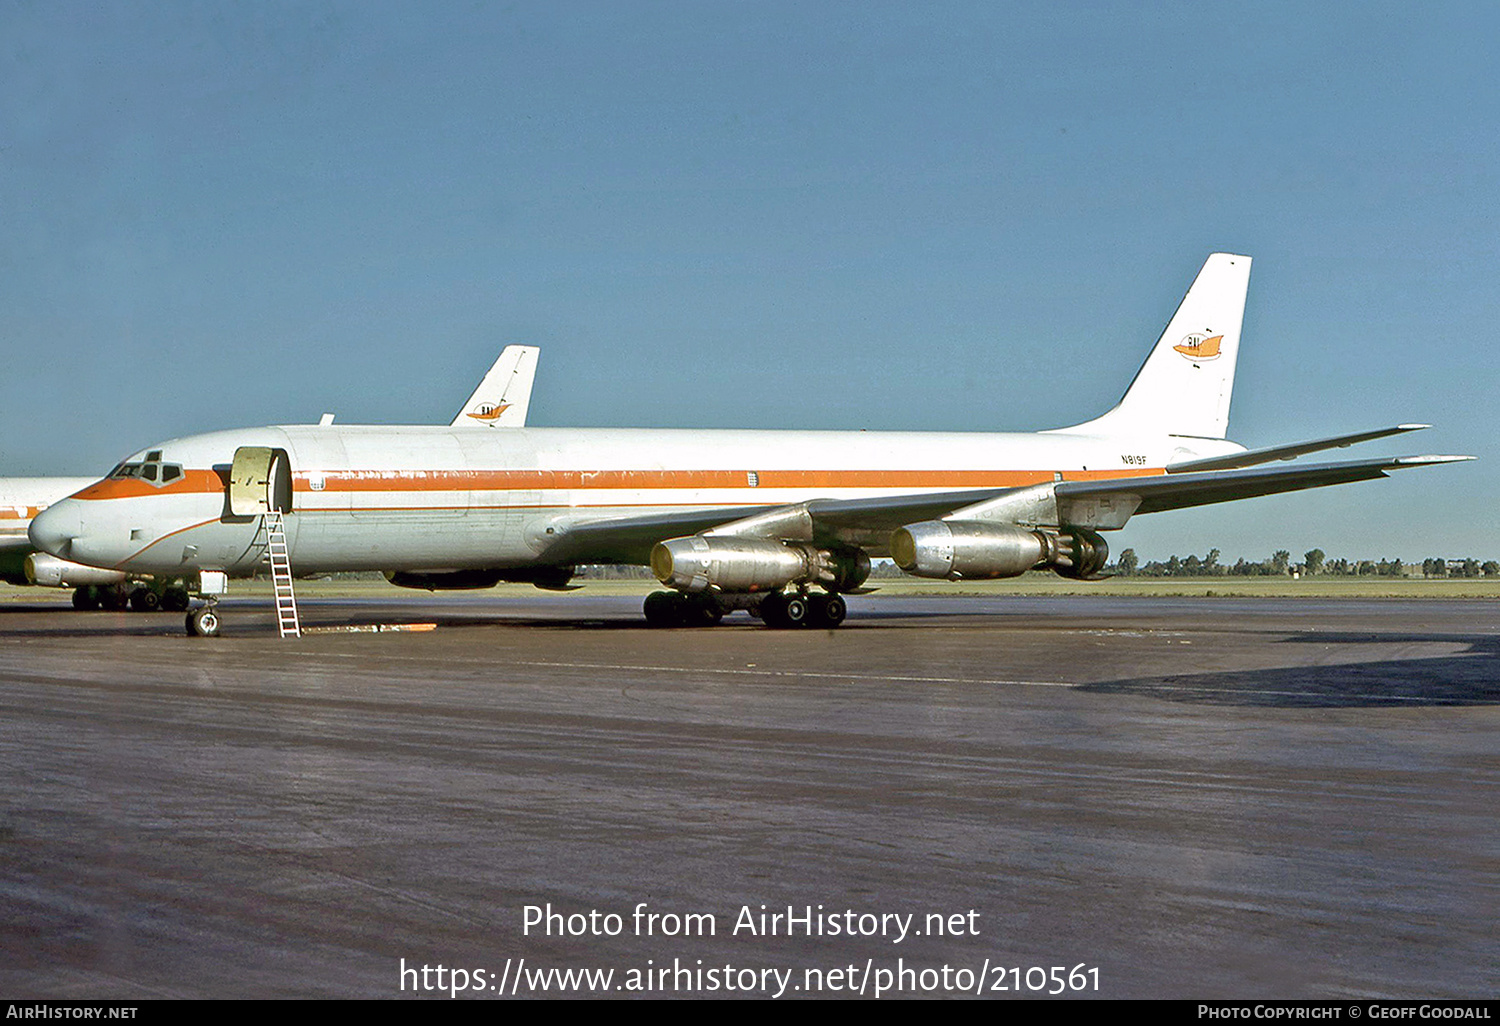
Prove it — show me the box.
[1051,527,1109,580]
[24,553,129,588]
[892,521,1111,581]
[823,547,872,592]
[651,536,870,594]
[890,521,1053,580]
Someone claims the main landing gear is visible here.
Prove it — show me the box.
[643,590,723,628]
[760,590,846,629]
[71,583,191,612]
[642,589,848,629]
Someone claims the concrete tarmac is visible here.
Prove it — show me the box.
[0,592,1496,999]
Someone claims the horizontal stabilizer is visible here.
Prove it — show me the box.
[1167,424,1431,474]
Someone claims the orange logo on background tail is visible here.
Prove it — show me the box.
[467,402,511,422]
[1173,333,1223,361]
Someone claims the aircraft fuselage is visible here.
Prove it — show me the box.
[31,424,1236,577]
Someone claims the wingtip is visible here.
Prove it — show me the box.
[1393,454,1476,466]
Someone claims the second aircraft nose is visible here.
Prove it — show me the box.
[28,499,82,560]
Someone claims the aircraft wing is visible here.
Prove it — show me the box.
[0,531,33,553]
[1166,424,1430,473]
[1055,454,1472,516]
[451,345,539,427]
[538,504,778,565]
[536,453,1472,565]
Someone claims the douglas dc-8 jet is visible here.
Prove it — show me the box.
[29,255,1470,636]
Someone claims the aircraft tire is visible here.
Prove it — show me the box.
[186,607,222,638]
[72,587,100,611]
[679,595,723,627]
[808,593,847,629]
[129,587,162,613]
[99,586,128,612]
[643,591,683,628]
[762,592,809,629]
[163,587,191,612]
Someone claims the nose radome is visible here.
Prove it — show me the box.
[28,500,82,559]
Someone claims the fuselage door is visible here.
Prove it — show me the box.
[229,446,294,517]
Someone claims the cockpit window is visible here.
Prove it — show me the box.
[109,456,184,487]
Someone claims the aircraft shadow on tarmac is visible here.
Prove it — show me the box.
[0,600,965,637]
[1082,632,1500,709]
[3,608,1496,710]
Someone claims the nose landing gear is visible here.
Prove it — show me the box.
[186,603,222,638]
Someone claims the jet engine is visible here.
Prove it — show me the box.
[651,536,870,594]
[1049,527,1109,580]
[890,521,1052,580]
[891,521,1110,581]
[24,553,129,588]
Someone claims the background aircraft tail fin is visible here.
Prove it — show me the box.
[1055,253,1251,440]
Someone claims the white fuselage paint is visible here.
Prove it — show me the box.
[37,424,1241,577]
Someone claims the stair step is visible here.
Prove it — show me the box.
[263,511,300,639]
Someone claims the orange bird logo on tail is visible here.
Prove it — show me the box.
[467,402,511,422]
[1173,333,1223,361]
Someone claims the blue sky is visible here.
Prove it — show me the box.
[3,2,1494,560]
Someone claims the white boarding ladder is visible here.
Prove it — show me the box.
[264,511,301,638]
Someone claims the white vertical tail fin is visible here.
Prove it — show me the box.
[452,345,540,427]
[1056,253,1251,440]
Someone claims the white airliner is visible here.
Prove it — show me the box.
[1,478,127,601]
[29,255,1470,635]
[9,345,538,612]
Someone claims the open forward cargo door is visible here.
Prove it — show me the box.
[228,446,293,518]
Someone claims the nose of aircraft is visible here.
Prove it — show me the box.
[28,499,82,559]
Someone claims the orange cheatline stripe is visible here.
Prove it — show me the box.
[317,469,1063,491]
[73,466,1167,500]
[308,467,1165,490]
[73,472,223,501]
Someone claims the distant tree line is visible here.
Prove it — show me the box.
[1111,547,1499,578]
